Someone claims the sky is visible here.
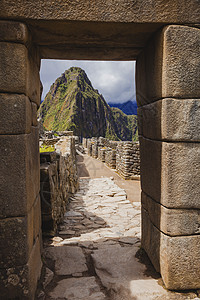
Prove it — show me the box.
[40,60,136,104]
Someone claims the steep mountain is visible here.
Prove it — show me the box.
[38,67,138,141]
[108,100,137,115]
[111,107,138,141]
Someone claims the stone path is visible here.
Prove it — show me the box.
[37,176,199,299]
[77,153,141,204]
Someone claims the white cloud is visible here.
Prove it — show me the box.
[40,60,136,103]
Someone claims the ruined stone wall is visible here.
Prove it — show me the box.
[40,137,78,235]
[98,137,118,149]
[82,138,87,148]
[105,148,117,169]
[84,137,140,177]
[40,138,60,147]
[98,148,106,162]
[87,139,92,156]
[92,142,98,158]
[56,130,74,136]
[116,142,140,179]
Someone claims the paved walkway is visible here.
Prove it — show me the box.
[77,153,141,203]
[37,156,199,300]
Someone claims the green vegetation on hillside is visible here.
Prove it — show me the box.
[38,67,138,141]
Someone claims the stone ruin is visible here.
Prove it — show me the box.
[40,136,79,235]
[84,137,140,179]
[0,1,199,298]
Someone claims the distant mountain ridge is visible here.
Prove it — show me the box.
[108,100,137,115]
[38,67,138,141]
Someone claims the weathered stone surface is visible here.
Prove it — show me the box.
[0,42,40,105]
[140,137,200,208]
[0,237,42,299]
[91,244,173,299]
[0,20,29,43]
[31,102,38,126]
[44,246,88,275]
[0,217,30,268]
[0,127,40,217]
[136,25,200,106]
[138,98,200,142]
[142,208,200,290]
[142,192,200,236]
[1,1,199,23]
[32,195,42,244]
[48,277,106,300]
[92,244,142,283]
[0,195,41,269]
[0,93,32,134]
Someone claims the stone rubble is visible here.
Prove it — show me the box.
[38,178,199,300]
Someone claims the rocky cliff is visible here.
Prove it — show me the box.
[38,67,137,141]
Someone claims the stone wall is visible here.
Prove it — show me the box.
[87,139,92,156]
[83,137,140,177]
[92,142,98,159]
[82,138,87,148]
[116,142,140,179]
[40,138,60,147]
[105,148,116,169]
[137,25,200,290]
[40,137,78,235]
[0,21,42,299]
[98,148,106,162]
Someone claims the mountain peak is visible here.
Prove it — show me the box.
[38,67,138,141]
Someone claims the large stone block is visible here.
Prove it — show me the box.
[136,25,200,106]
[140,137,200,208]
[0,93,32,134]
[142,208,200,290]
[0,196,41,269]
[142,192,200,236]
[0,1,200,24]
[0,42,40,105]
[0,20,29,43]
[138,98,200,142]
[31,102,38,126]
[0,237,42,299]
[0,127,40,218]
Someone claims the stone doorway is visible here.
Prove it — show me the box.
[0,4,199,297]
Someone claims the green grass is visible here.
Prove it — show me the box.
[40,145,55,153]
